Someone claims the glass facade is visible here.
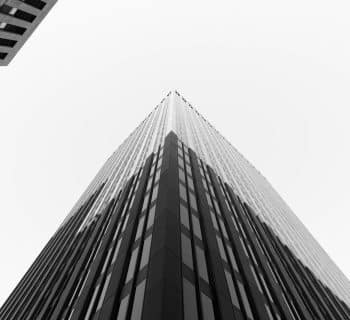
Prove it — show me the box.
[1,93,349,320]
[54,91,349,306]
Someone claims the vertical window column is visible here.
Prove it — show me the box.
[141,132,183,320]
[189,150,243,320]
[90,154,154,320]
[205,166,272,320]
[178,141,215,320]
[114,149,162,320]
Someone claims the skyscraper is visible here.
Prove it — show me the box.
[0,0,57,65]
[1,91,349,320]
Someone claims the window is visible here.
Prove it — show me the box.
[265,304,274,320]
[181,234,193,269]
[213,201,221,215]
[112,240,121,264]
[216,236,227,262]
[130,281,146,320]
[201,293,215,320]
[206,193,212,206]
[101,247,112,274]
[210,212,219,230]
[227,246,239,272]
[146,179,152,192]
[125,247,140,283]
[154,169,161,183]
[183,278,198,320]
[180,204,190,229]
[179,158,184,169]
[230,216,238,229]
[96,273,111,310]
[141,194,149,212]
[146,205,156,230]
[189,193,198,211]
[139,236,152,269]
[191,215,202,239]
[150,164,156,176]
[239,238,249,257]
[179,184,187,202]
[250,266,262,293]
[224,271,240,308]
[260,274,273,302]
[195,247,208,282]
[117,296,130,320]
[151,184,159,203]
[135,216,145,240]
[188,177,194,191]
[219,220,229,239]
[238,281,254,319]
[0,37,16,47]
[179,169,186,183]
[84,284,100,320]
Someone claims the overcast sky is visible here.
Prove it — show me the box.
[1,0,350,305]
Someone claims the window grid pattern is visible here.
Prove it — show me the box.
[171,92,350,305]
[1,133,350,320]
[193,146,350,320]
[76,166,144,320]
[114,147,163,320]
[61,93,170,231]
[198,158,255,320]
[191,148,350,320]
[178,140,215,320]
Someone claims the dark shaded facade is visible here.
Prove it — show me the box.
[1,131,349,320]
[0,0,57,65]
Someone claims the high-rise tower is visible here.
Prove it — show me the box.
[0,0,57,65]
[1,91,349,320]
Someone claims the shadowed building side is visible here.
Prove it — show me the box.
[0,132,349,320]
[1,92,349,320]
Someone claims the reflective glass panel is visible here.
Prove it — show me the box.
[130,280,146,320]
[183,278,198,320]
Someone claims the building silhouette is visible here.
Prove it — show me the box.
[0,0,57,65]
[1,91,349,320]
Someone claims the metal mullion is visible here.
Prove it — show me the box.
[263,224,327,320]
[207,168,273,320]
[124,155,158,320]
[48,194,117,320]
[220,182,281,319]
[202,166,249,318]
[9,190,100,320]
[190,152,241,320]
[62,201,117,320]
[242,203,318,319]
[222,183,294,320]
[95,154,153,320]
[33,224,96,319]
[0,201,88,319]
[68,176,136,320]
[22,230,87,320]
[182,147,203,320]
[91,170,144,320]
[285,245,343,320]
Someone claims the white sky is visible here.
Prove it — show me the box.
[1,0,350,306]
